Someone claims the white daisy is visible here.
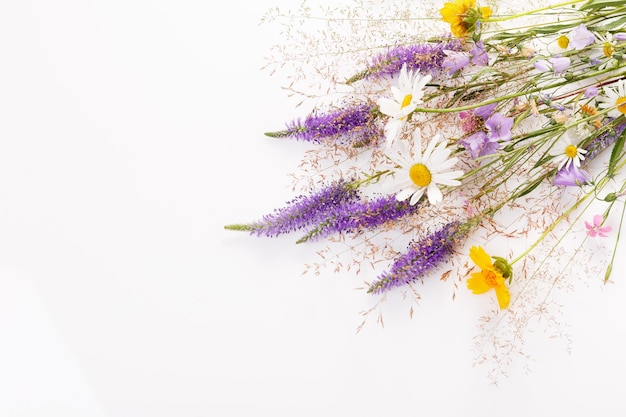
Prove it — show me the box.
[598,79,626,118]
[549,132,587,170]
[588,32,621,70]
[377,63,432,146]
[385,129,463,205]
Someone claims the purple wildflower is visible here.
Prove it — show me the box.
[266,103,379,145]
[443,41,488,75]
[296,194,420,243]
[485,112,513,142]
[443,50,471,75]
[550,56,571,75]
[367,222,463,294]
[569,24,595,50]
[462,131,490,159]
[224,179,359,237]
[584,86,599,98]
[459,104,513,158]
[534,59,551,72]
[473,103,497,119]
[553,164,591,186]
[347,38,464,83]
[470,41,489,66]
[534,56,571,76]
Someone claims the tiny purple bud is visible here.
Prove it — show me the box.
[614,32,626,41]
[584,86,598,98]
[534,59,551,72]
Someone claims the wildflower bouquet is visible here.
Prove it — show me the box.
[225,0,626,379]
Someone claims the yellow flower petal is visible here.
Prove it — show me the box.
[494,285,511,309]
[480,6,492,19]
[469,246,493,270]
[467,272,491,294]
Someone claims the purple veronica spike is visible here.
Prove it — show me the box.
[347,38,464,83]
[367,222,463,294]
[297,194,420,243]
[583,119,626,161]
[266,103,379,145]
[224,180,359,237]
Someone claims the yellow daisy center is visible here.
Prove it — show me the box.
[409,163,432,187]
[604,42,614,58]
[557,35,569,49]
[616,97,626,114]
[564,144,578,158]
[401,94,413,109]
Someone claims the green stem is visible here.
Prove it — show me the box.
[604,182,626,282]
[224,224,254,231]
[483,0,587,23]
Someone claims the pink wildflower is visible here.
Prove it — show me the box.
[585,214,612,237]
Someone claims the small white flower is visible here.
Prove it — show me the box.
[377,63,432,146]
[384,129,463,205]
[549,132,587,170]
[598,79,626,118]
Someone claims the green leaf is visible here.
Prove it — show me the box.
[516,175,546,198]
[589,15,626,32]
[580,0,625,12]
[530,22,581,34]
[608,121,626,176]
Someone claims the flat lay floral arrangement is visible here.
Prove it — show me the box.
[226,0,626,380]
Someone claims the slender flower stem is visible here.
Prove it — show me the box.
[483,0,586,23]
[605,196,626,282]
[509,157,626,266]
[415,68,626,114]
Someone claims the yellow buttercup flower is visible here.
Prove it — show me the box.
[440,0,492,38]
[466,246,511,309]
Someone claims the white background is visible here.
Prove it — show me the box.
[1,0,626,416]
